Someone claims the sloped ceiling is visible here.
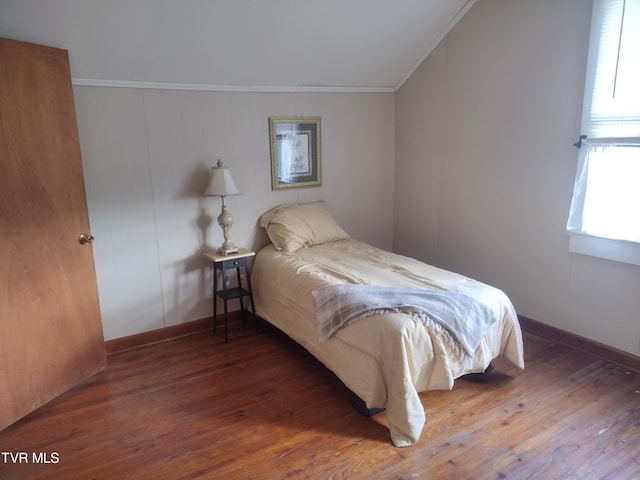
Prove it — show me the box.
[0,0,477,91]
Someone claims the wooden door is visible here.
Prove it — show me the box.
[0,38,107,430]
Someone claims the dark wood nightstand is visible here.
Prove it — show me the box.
[204,248,257,343]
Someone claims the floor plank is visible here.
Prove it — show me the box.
[1,323,639,479]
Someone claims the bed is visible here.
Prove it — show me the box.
[251,201,524,447]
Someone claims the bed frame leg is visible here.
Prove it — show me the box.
[352,397,386,417]
[461,363,494,383]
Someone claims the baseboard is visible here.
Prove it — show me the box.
[104,311,242,355]
[518,315,640,373]
[105,313,640,372]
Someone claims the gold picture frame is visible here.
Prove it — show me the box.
[269,116,321,190]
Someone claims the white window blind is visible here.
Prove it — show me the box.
[567,0,640,264]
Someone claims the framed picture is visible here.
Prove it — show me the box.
[269,116,321,190]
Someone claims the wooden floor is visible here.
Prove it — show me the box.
[1,322,639,480]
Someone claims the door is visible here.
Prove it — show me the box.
[0,38,107,430]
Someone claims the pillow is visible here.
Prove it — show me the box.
[260,201,349,252]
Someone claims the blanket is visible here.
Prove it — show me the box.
[312,285,496,357]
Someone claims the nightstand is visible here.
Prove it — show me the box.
[204,248,257,343]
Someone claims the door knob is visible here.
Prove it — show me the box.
[79,233,94,244]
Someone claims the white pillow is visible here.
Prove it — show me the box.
[260,201,349,252]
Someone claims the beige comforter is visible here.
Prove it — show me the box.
[251,238,524,447]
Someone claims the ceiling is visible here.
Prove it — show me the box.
[0,0,477,91]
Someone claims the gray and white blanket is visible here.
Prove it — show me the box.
[311,284,496,357]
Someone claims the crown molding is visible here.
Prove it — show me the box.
[72,77,395,93]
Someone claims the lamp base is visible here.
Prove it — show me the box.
[217,204,238,255]
[217,245,239,255]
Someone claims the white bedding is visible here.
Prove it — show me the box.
[251,238,524,447]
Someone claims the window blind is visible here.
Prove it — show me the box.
[582,0,640,139]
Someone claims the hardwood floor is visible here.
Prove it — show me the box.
[1,321,639,479]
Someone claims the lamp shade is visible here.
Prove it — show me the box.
[203,159,240,197]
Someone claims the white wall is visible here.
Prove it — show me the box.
[74,87,395,340]
[395,0,640,356]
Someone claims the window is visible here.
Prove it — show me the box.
[567,0,640,265]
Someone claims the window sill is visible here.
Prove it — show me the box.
[568,233,640,266]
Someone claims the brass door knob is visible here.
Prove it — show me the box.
[79,233,95,244]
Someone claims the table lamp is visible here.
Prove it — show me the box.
[204,159,241,255]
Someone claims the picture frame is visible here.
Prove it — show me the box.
[269,116,321,190]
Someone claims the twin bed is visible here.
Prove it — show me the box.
[251,201,524,447]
